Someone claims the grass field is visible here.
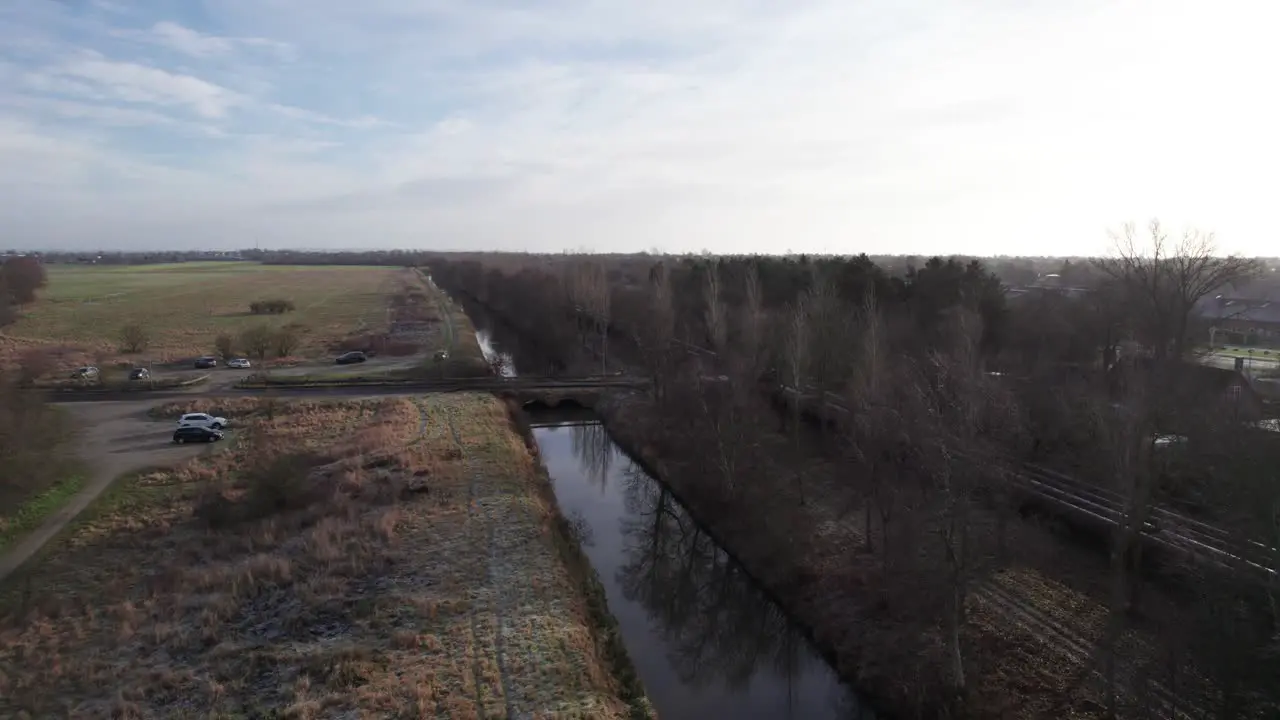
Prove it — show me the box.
[0,394,648,718]
[0,263,407,366]
[0,474,85,554]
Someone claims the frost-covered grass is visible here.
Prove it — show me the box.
[0,394,646,718]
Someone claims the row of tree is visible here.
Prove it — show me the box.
[425,225,1278,717]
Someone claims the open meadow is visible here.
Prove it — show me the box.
[0,263,414,368]
[0,393,648,719]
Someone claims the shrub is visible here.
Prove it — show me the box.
[240,324,274,360]
[195,451,326,528]
[16,348,56,385]
[249,299,296,315]
[214,333,234,359]
[119,323,150,353]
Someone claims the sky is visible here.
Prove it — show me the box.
[0,0,1276,256]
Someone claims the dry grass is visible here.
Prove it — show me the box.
[0,394,642,718]
[0,263,408,366]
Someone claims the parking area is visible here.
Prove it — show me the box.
[0,399,226,584]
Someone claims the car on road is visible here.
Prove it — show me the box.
[70,366,100,380]
[173,426,224,444]
[335,351,367,365]
[128,368,150,381]
[194,356,218,369]
[226,357,251,369]
[178,412,227,430]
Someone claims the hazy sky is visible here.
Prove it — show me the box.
[1,0,1275,256]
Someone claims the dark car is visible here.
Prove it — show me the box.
[173,426,223,444]
[194,356,218,369]
[335,351,367,365]
[129,368,150,381]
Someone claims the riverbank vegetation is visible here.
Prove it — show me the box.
[0,393,649,718]
[426,232,1280,718]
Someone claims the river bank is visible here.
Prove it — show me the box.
[521,405,872,719]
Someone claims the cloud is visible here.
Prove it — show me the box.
[33,54,243,118]
[1,0,1278,255]
[141,21,294,61]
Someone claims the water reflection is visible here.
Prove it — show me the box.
[533,418,872,720]
[571,422,614,492]
[617,463,817,692]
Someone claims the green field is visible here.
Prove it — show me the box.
[1,263,405,364]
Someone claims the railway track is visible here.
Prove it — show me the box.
[776,384,1278,586]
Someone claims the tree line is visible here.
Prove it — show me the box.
[425,225,1278,717]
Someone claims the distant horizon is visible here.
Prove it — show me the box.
[17,247,1280,264]
[2,1,1276,256]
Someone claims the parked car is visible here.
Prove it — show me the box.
[226,357,251,369]
[128,368,150,381]
[70,366,99,380]
[173,426,223,444]
[335,351,367,365]
[178,412,227,430]
[194,356,218,369]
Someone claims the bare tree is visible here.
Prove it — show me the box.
[1096,220,1262,361]
[697,381,751,497]
[240,324,274,361]
[119,323,150,353]
[844,288,900,557]
[918,308,1015,703]
[214,333,235,360]
[804,270,849,395]
[646,262,676,402]
[735,262,765,388]
[569,261,611,373]
[273,326,301,357]
[703,261,727,357]
[784,297,809,505]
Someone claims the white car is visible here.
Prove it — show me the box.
[226,358,251,369]
[178,412,227,430]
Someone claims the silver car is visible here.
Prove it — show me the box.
[226,358,251,369]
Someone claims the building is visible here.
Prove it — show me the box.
[1200,296,1280,347]
[1107,360,1264,425]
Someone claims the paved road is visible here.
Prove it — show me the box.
[153,354,425,392]
[0,401,222,585]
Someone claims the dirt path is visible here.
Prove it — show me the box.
[0,401,216,585]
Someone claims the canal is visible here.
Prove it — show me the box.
[472,318,874,719]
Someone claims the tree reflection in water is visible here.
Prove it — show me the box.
[571,422,614,493]
[614,462,809,689]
